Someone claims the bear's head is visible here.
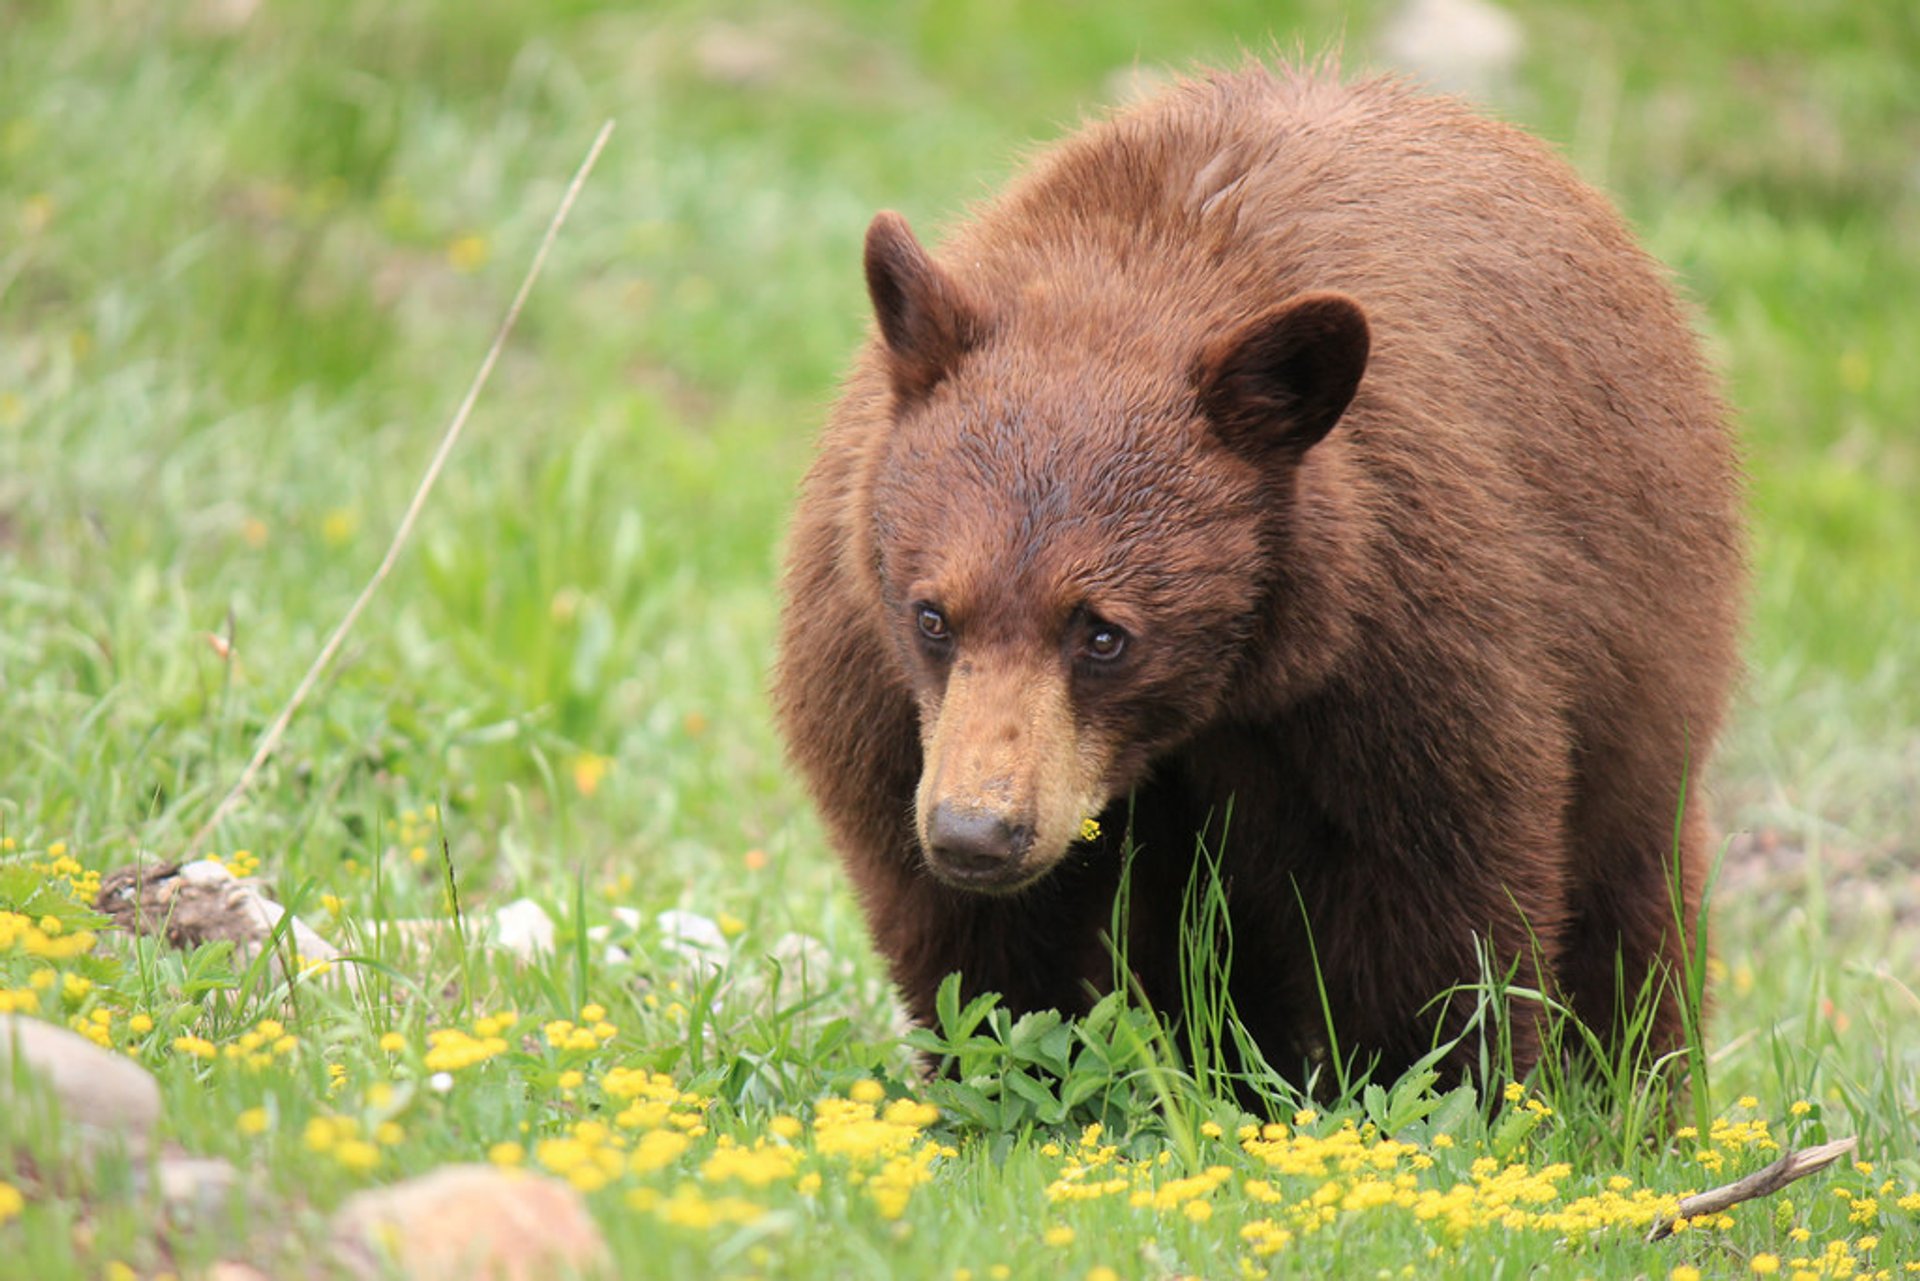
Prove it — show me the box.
[860,212,1369,893]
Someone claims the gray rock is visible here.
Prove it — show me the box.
[332,1164,609,1281]
[0,1013,162,1150]
[1379,0,1525,102]
[154,1153,244,1221]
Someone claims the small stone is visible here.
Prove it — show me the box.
[1378,0,1525,101]
[204,1264,272,1281]
[333,1164,609,1281]
[154,1153,243,1221]
[490,898,555,960]
[656,909,729,974]
[0,1014,162,1150]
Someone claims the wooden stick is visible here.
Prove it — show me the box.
[185,120,616,856]
[1646,1136,1858,1242]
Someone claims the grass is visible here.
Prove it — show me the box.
[2,1,1917,1277]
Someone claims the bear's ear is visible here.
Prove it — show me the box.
[865,210,987,402]
[1194,292,1370,457]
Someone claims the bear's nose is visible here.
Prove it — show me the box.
[925,803,1034,880]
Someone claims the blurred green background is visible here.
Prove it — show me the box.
[1,0,1915,932]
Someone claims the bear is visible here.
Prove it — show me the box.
[773,63,1744,1092]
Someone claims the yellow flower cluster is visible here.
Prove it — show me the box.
[0,1180,23,1225]
[421,1011,517,1072]
[305,1112,404,1174]
[526,1070,709,1193]
[68,1005,119,1051]
[537,1120,630,1193]
[537,1076,948,1226]
[812,1084,940,1161]
[544,1001,617,1052]
[0,910,97,961]
[604,1065,707,1131]
[208,848,260,879]
[701,1135,805,1188]
[168,1019,299,1070]
[28,845,101,903]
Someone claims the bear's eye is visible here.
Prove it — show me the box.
[916,605,951,644]
[1084,623,1128,662]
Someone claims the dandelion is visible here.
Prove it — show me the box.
[238,1108,270,1137]
[1749,1254,1780,1275]
[1043,1226,1076,1247]
[572,753,611,797]
[335,1139,381,1173]
[173,1035,216,1059]
[321,508,358,546]
[446,233,489,272]
[0,1181,23,1224]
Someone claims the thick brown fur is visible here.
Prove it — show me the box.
[773,65,1744,1089]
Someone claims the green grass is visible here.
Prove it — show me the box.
[3,1,1917,1277]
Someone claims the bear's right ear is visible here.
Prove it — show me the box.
[1194,292,1370,458]
[864,211,987,402]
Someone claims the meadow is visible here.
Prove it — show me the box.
[2,1,1917,1276]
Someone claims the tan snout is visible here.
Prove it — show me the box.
[914,657,1111,893]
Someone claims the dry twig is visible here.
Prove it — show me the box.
[1646,1136,1858,1242]
[185,120,616,855]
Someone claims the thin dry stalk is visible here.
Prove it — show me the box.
[1646,1136,1858,1242]
[186,120,616,855]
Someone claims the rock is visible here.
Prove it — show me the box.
[93,858,340,971]
[655,909,729,974]
[154,1153,243,1221]
[0,1014,162,1151]
[332,1165,609,1281]
[767,931,836,1003]
[1378,0,1525,101]
[204,1264,272,1281]
[489,898,555,961]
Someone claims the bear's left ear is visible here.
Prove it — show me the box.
[1193,292,1370,457]
[865,211,988,402]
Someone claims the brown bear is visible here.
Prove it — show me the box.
[774,64,1743,1090]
